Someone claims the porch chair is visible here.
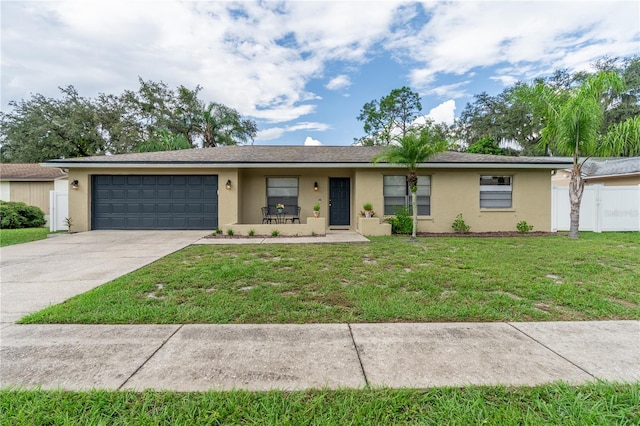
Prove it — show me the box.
[261,207,272,224]
[288,206,301,223]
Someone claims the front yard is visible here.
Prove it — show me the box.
[20,232,640,324]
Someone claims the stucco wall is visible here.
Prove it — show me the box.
[354,168,553,232]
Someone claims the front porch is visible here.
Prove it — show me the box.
[221,217,327,236]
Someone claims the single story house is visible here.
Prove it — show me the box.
[552,157,640,187]
[42,146,572,235]
[0,163,68,221]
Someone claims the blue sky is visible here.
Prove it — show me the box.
[2,1,639,147]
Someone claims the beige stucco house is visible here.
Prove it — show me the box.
[43,146,572,235]
[0,163,68,222]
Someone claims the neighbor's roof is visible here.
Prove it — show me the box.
[0,163,67,181]
[43,146,573,169]
[582,157,640,179]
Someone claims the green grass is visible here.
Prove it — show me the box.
[0,227,50,247]
[1,383,638,425]
[20,232,640,324]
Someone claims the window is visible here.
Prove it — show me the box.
[383,175,431,215]
[266,177,298,214]
[480,176,512,208]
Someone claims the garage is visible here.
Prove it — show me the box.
[92,175,218,230]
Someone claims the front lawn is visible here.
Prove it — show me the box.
[20,232,640,324]
[2,383,638,425]
[0,227,50,247]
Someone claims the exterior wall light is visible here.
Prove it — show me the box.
[314,181,318,191]
[70,179,79,190]
[225,179,232,190]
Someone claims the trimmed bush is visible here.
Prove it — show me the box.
[0,201,46,229]
[388,206,413,235]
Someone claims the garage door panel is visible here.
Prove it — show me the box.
[92,175,218,230]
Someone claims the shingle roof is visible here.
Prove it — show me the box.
[43,146,572,168]
[582,157,640,178]
[0,163,67,181]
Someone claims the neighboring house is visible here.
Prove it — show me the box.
[552,157,640,187]
[43,146,572,235]
[0,163,68,221]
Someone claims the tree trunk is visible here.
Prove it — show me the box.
[411,188,418,240]
[568,163,584,239]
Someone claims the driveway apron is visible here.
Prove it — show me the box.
[0,230,209,324]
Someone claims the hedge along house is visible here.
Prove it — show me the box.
[42,146,572,235]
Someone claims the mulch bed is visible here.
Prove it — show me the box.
[415,231,562,237]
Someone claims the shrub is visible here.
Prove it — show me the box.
[451,213,470,233]
[0,201,46,229]
[516,221,534,233]
[248,229,255,237]
[271,229,280,237]
[388,206,412,235]
[227,229,234,236]
[363,202,373,211]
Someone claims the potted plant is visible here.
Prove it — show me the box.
[313,203,321,218]
[363,202,373,218]
[276,203,285,213]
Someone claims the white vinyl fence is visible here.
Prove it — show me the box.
[552,185,640,232]
[49,190,69,232]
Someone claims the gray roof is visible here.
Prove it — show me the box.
[43,146,572,169]
[582,157,640,178]
[0,163,67,181]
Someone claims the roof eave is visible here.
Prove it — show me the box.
[41,161,572,169]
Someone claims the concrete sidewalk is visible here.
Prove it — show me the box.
[1,321,638,391]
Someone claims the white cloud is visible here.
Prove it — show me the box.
[426,100,456,125]
[0,1,400,121]
[392,1,639,90]
[304,136,323,146]
[490,75,519,87]
[424,81,470,100]
[326,75,351,90]
[256,122,329,141]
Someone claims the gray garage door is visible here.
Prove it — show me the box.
[92,175,218,230]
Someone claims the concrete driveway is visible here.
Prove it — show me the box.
[0,230,210,325]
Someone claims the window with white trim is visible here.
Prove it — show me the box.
[479,176,512,208]
[266,177,299,214]
[383,175,431,215]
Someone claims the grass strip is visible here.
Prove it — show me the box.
[2,382,638,425]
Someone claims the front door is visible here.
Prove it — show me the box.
[329,177,350,226]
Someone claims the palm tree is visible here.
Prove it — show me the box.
[514,71,633,238]
[374,125,448,240]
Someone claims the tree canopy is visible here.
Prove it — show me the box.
[454,56,639,156]
[512,70,638,238]
[0,78,258,162]
[356,86,423,146]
